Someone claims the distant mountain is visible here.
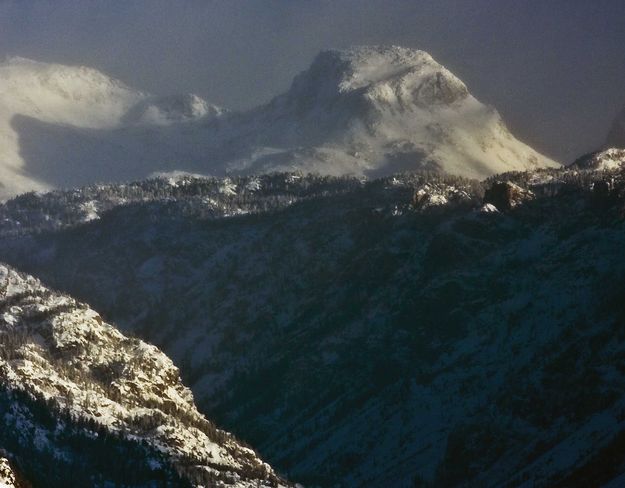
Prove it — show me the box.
[0,264,286,487]
[607,105,625,148]
[571,148,625,171]
[0,47,557,199]
[2,161,625,486]
[213,46,558,178]
[0,56,223,199]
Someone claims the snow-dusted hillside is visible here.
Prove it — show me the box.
[571,148,625,171]
[0,47,556,199]
[0,172,362,236]
[0,265,286,487]
[2,164,625,486]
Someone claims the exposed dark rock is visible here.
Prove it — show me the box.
[483,180,534,211]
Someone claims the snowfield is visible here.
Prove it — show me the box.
[0,46,557,199]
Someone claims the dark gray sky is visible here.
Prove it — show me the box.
[1,0,624,162]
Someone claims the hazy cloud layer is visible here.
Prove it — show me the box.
[1,0,624,161]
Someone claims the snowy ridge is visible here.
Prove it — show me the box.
[219,45,558,178]
[0,56,142,128]
[0,265,286,487]
[123,93,225,126]
[0,56,222,199]
[0,47,556,199]
[571,148,625,171]
[0,56,140,197]
[0,173,362,236]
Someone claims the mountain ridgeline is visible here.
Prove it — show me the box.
[0,149,624,486]
[0,46,557,199]
[0,265,287,487]
[1,43,624,487]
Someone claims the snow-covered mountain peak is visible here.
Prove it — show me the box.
[330,46,466,103]
[0,57,225,199]
[286,45,468,108]
[0,56,221,129]
[0,56,142,128]
[0,49,557,199]
[252,45,557,178]
[123,93,225,126]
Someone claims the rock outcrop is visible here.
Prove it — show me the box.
[0,265,286,488]
[483,180,534,211]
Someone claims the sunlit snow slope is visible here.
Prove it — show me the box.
[0,57,220,199]
[0,47,558,199]
[0,264,286,487]
[219,46,559,178]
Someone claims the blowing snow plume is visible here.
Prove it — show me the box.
[0,47,558,199]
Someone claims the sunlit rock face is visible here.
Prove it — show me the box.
[0,264,287,488]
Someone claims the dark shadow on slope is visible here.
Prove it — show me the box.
[10,114,241,189]
[365,149,433,179]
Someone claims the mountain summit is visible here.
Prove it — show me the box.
[232,45,557,177]
[279,46,470,108]
[0,47,558,199]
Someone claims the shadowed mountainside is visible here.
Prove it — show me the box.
[0,161,624,486]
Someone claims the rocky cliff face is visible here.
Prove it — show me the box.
[0,265,286,488]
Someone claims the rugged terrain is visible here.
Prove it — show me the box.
[0,46,556,199]
[0,456,24,488]
[0,265,286,487]
[0,150,624,486]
